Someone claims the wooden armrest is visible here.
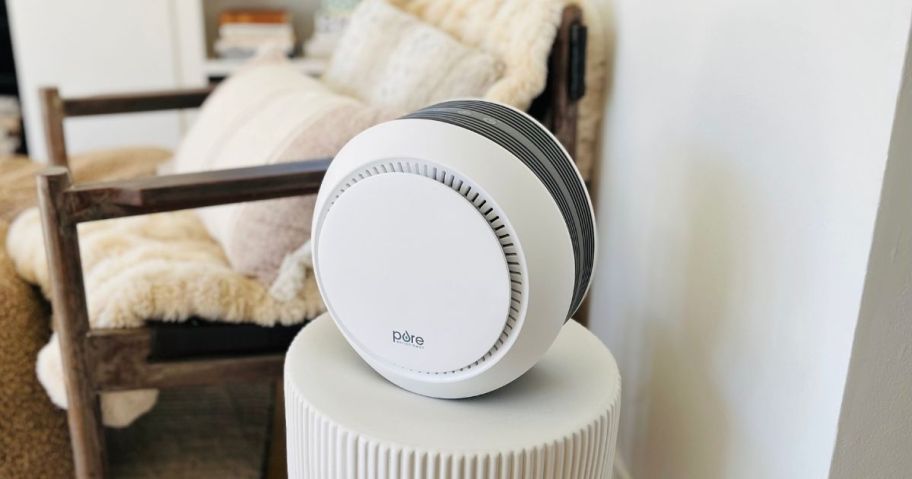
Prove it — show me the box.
[55,86,215,117]
[45,158,331,223]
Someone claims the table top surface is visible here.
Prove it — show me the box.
[285,315,621,451]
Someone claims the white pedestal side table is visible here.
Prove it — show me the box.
[284,315,621,479]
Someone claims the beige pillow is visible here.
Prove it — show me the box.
[224,102,390,286]
[169,60,391,286]
[322,0,504,113]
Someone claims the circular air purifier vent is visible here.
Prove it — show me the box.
[312,100,596,398]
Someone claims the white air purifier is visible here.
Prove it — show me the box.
[311,100,597,398]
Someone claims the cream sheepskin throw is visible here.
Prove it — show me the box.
[7,209,323,426]
[384,0,609,179]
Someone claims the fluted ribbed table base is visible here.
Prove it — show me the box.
[285,315,620,479]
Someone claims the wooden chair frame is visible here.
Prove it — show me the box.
[36,6,585,478]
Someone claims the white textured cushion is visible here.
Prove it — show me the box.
[322,0,504,113]
[171,60,327,174]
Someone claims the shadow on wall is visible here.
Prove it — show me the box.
[633,157,747,478]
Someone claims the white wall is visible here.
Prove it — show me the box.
[587,0,912,477]
[829,24,912,479]
[8,0,206,161]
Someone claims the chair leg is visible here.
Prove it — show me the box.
[66,392,107,479]
[37,168,107,478]
[265,379,287,479]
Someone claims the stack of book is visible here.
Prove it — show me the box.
[215,9,295,59]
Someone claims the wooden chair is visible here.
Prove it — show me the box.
[36,6,587,478]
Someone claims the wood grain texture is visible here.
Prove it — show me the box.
[62,87,213,117]
[40,88,69,167]
[37,167,106,479]
[66,159,330,221]
[550,6,583,165]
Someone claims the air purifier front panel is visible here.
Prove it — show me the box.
[316,172,512,374]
